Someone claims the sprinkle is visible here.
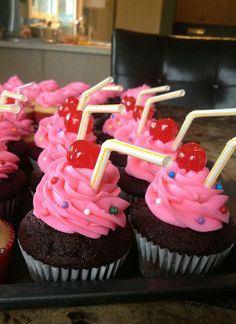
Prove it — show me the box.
[215,183,223,190]
[84,208,91,216]
[42,208,49,216]
[0,248,6,254]
[0,160,5,166]
[117,121,122,126]
[197,216,205,225]
[61,201,69,209]
[108,125,112,129]
[168,171,176,178]
[39,136,43,142]
[155,198,161,204]
[109,206,119,215]
[57,127,63,133]
[220,206,228,214]
[128,137,133,142]
[11,127,17,132]
[111,114,115,119]
[51,176,59,184]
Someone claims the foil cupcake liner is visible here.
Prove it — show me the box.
[134,229,234,276]
[19,242,129,282]
[0,195,22,223]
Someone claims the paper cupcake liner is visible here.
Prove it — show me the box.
[0,195,22,223]
[19,242,129,282]
[134,229,234,276]
[0,221,15,283]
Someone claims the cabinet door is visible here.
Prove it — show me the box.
[175,0,205,24]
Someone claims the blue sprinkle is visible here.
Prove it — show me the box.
[215,183,223,190]
[197,216,205,225]
[57,128,63,133]
[111,114,115,119]
[61,201,69,208]
[168,171,176,178]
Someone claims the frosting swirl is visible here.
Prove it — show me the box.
[125,133,176,182]
[0,143,19,178]
[145,162,230,232]
[33,157,129,238]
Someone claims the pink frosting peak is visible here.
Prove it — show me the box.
[145,162,230,232]
[33,157,129,238]
[37,79,59,92]
[125,132,177,182]
[0,106,33,142]
[36,115,96,173]
[0,142,19,178]
[2,75,23,91]
[121,84,151,106]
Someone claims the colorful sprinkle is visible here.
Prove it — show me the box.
[0,160,5,166]
[155,198,161,204]
[61,201,69,209]
[11,127,16,132]
[0,248,6,254]
[117,121,122,126]
[220,206,228,214]
[84,208,91,216]
[197,216,205,225]
[51,176,59,185]
[215,183,223,190]
[109,206,119,215]
[42,208,49,216]
[57,127,63,133]
[108,125,112,129]
[128,137,133,142]
[111,114,115,119]
[168,171,176,178]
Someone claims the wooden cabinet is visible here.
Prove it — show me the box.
[175,0,236,26]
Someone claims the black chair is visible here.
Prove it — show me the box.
[111,28,236,109]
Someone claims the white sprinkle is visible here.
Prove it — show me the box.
[84,208,91,216]
[155,198,161,205]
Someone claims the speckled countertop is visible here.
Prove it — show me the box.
[1,106,236,323]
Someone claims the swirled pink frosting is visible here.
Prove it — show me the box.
[36,119,96,172]
[0,107,33,142]
[2,76,23,91]
[0,143,19,178]
[145,162,230,232]
[38,79,59,92]
[125,133,177,182]
[57,82,90,98]
[21,84,41,102]
[33,157,129,238]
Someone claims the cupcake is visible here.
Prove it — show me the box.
[130,143,236,277]
[0,220,15,283]
[0,143,27,226]
[18,140,132,282]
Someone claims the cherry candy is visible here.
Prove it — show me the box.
[64,110,93,133]
[6,98,15,104]
[58,96,79,117]
[149,118,178,143]
[65,96,79,108]
[121,96,136,111]
[133,105,154,120]
[176,142,207,172]
[67,140,101,169]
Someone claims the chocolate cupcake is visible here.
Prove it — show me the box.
[0,220,15,283]
[130,155,236,277]
[18,140,132,282]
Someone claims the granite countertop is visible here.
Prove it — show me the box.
[1,106,236,323]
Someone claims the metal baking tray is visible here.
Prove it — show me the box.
[1,184,236,310]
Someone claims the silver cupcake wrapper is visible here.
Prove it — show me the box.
[134,229,234,276]
[0,195,22,222]
[29,157,41,172]
[19,242,129,282]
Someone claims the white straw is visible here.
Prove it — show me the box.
[77,76,113,111]
[91,139,172,192]
[172,108,236,151]
[101,85,123,92]
[0,104,20,113]
[204,137,236,188]
[137,89,185,135]
[136,85,170,105]
[77,104,125,140]
[16,82,36,93]
[1,90,27,103]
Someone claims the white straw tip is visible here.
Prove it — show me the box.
[163,156,173,168]
[11,104,21,113]
[179,89,185,97]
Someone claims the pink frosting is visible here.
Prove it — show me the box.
[125,133,177,182]
[86,87,122,105]
[36,117,96,172]
[0,107,33,142]
[121,84,151,106]
[0,143,19,178]
[33,157,129,238]
[2,76,23,91]
[145,162,230,232]
[37,80,59,92]
[21,84,41,102]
